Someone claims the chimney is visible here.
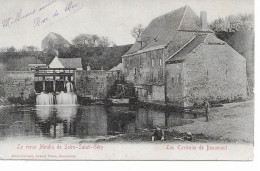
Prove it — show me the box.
[137,37,143,49]
[200,11,207,31]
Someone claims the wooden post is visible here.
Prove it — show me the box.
[74,70,76,88]
[53,69,56,93]
[43,76,46,92]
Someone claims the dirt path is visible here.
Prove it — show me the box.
[171,100,254,143]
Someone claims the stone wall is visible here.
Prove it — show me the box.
[122,48,165,86]
[3,71,35,99]
[75,70,116,99]
[165,63,185,107]
[183,43,247,107]
[136,85,165,104]
[122,48,166,104]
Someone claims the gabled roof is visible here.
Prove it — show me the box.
[123,6,212,57]
[166,34,226,63]
[59,58,82,69]
[166,34,208,62]
[110,63,123,71]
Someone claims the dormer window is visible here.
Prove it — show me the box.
[137,37,150,50]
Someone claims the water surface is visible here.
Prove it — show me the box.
[0,105,200,140]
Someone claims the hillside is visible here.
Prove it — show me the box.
[6,57,43,71]
[59,44,132,70]
[0,51,50,65]
[0,44,132,71]
[41,32,71,50]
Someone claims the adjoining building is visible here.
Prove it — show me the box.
[49,56,83,70]
[122,6,247,108]
[109,63,124,80]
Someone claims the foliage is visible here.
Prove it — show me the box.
[131,24,145,39]
[209,13,254,32]
[72,34,113,48]
[7,94,36,105]
[7,46,16,52]
[0,51,51,70]
[22,46,39,51]
[59,44,132,70]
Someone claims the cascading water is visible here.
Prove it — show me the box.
[56,91,77,105]
[36,81,77,105]
[36,92,54,105]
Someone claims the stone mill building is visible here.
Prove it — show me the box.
[122,6,247,108]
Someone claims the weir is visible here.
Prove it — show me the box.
[34,68,78,105]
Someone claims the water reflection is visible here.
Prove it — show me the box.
[0,105,200,139]
[76,106,107,137]
[0,107,40,137]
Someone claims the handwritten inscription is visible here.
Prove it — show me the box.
[65,1,78,12]
[39,0,57,11]
[2,0,79,28]
[34,17,49,27]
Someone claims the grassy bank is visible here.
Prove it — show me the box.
[173,100,254,143]
[98,100,254,143]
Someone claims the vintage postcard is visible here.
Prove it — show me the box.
[0,0,254,160]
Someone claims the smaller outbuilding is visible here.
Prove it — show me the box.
[49,56,83,70]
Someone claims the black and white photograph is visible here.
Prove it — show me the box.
[0,0,254,160]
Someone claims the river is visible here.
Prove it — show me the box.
[0,105,200,140]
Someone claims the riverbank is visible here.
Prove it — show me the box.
[98,100,254,143]
[173,100,254,143]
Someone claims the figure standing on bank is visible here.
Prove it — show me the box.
[204,100,210,122]
[152,125,165,141]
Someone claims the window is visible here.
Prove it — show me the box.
[128,57,131,65]
[139,56,142,67]
[151,58,154,67]
[159,58,162,66]
[147,52,151,66]
[226,69,228,76]
[172,76,175,84]
[147,52,151,58]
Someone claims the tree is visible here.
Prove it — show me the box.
[72,34,112,48]
[97,37,110,47]
[22,46,39,51]
[131,24,144,39]
[7,46,16,52]
[210,13,254,32]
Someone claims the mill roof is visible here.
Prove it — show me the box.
[123,5,212,57]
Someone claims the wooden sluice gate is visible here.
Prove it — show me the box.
[33,68,77,94]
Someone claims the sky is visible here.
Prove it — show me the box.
[0,0,254,50]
